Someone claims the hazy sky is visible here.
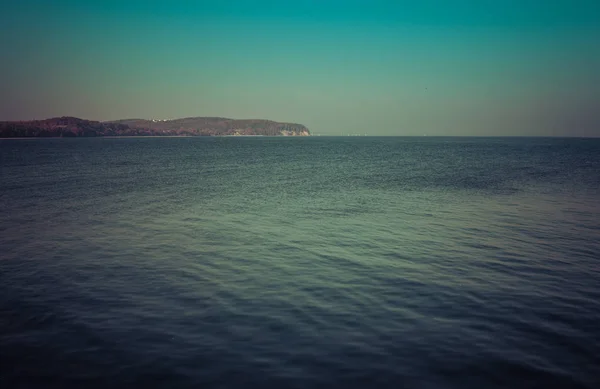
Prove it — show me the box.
[1,0,599,136]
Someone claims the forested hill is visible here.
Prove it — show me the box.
[110,117,310,136]
[0,117,129,138]
[0,116,311,137]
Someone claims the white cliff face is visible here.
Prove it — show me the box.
[280,130,311,136]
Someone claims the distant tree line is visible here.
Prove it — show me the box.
[0,117,310,137]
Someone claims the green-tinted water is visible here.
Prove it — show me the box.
[1,137,599,388]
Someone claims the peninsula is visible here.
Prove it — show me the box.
[0,116,311,137]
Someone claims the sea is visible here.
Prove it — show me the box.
[1,136,599,389]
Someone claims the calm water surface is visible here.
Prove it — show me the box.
[1,137,599,388]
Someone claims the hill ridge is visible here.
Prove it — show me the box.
[0,116,310,137]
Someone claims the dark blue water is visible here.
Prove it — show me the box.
[1,137,599,388]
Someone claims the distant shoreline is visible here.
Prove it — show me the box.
[0,116,311,137]
[2,135,598,140]
[0,135,285,139]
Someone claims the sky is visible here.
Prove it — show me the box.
[1,0,599,136]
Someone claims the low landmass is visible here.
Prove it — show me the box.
[0,116,311,137]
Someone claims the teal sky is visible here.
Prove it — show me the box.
[1,0,599,136]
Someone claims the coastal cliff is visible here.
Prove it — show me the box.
[0,116,310,137]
